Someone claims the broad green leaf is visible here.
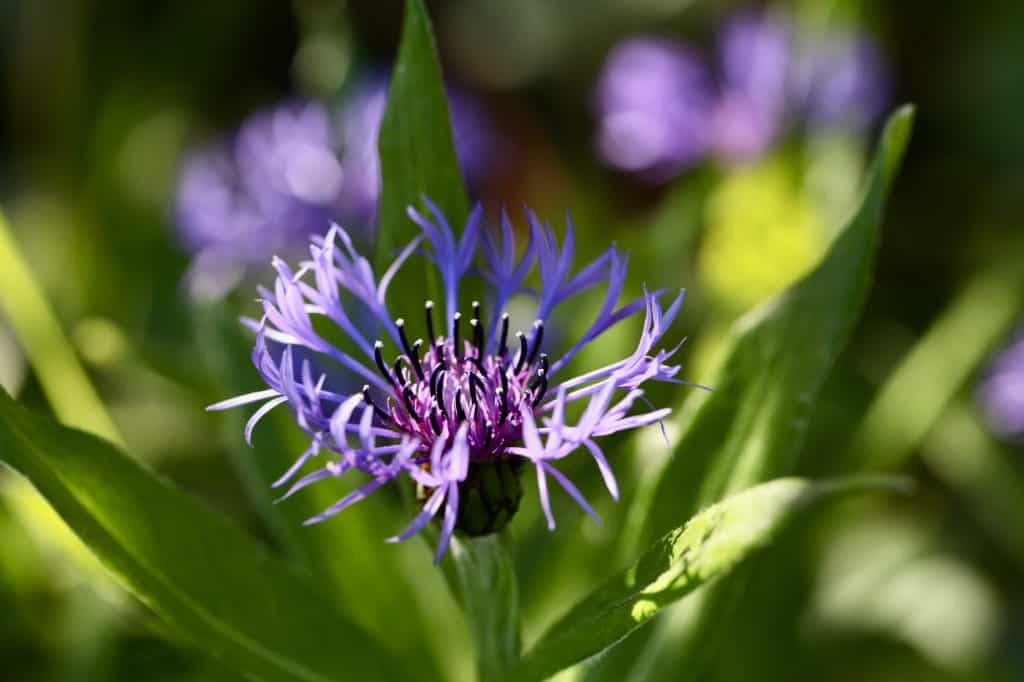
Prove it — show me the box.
[640,107,914,543]
[452,534,521,682]
[0,387,418,682]
[587,107,913,682]
[514,476,909,681]
[376,0,469,272]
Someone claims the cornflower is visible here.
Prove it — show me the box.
[210,202,690,562]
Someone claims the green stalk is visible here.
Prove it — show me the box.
[452,533,521,682]
[0,208,121,445]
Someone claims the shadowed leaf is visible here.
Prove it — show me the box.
[0,387,417,682]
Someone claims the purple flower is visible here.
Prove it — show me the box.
[979,327,1024,442]
[798,33,889,132]
[210,202,691,562]
[710,11,792,164]
[174,100,343,300]
[174,82,498,300]
[593,37,715,182]
[592,14,889,177]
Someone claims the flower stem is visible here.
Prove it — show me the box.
[452,533,521,682]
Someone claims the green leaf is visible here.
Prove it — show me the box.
[0,387,418,682]
[582,108,913,682]
[195,306,456,680]
[0,207,121,444]
[452,534,521,682]
[376,0,469,272]
[514,476,910,681]
[639,107,914,543]
[847,251,1024,471]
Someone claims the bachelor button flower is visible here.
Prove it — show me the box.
[593,13,888,179]
[593,37,715,182]
[174,82,497,300]
[710,11,792,164]
[592,17,790,180]
[798,31,889,133]
[978,326,1024,443]
[175,100,343,301]
[209,202,689,562]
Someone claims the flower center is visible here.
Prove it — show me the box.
[364,300,548,460]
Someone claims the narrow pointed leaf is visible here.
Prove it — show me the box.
[376,0,469,271]
[586,107,913,682]
[0,387,415,682]
[514,476,909,681]
[640,107,914,543]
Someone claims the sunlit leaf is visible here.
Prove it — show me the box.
[640,107,914,542]
[514,476,909,681]
[584,107,914,682]
[0,387,418,682]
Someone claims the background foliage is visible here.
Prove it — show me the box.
[0,1,1022,681]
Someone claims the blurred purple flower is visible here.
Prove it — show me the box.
[174,101,343,300]
[593,37,715,182]
[336,74,499,227]
[210,203,694,562]
[979,327,1024,442]
[710,11,792,164]
[174,81,498,300]
[593,14,889,178]
[799,33,890,132]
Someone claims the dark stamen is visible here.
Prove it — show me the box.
[470,318,484,359]
[361,385,390,422]
[538,353,549,377]
[531,372,549,408]
[373,340,395,384]
[395,319,415,360]
[496,387,509,423]
[423,299,440,360]
[528,367,546,391]
[409,339,425,381]
[468,372,486,405]
[452,312,463,361]
[497,313,510,358]
[472,300,482,323]
[455,390,467,422]
[393,358,406,385]
[402,386,418,418]
[424,301,437,347]
[430,365,444,396]
[499,365,509,396]
[513,331,528,374]
[528,319,545,366]
[429,408,442,435]
[434,371,447,415]
[481,420,493,449]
